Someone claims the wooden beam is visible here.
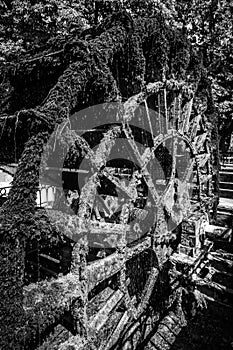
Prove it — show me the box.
[89,289,124,333]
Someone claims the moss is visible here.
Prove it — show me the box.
[0,20,128,349]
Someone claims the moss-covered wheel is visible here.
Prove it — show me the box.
[41,80,213,349]
[19,80,215,350]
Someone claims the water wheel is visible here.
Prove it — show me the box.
[30,80,214,350]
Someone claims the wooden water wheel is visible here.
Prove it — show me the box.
[25,80,215,350]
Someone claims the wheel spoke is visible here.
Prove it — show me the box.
[74,133,95,159]
[182,98,193,134]
[189,114,202,139]
[172,135,178,177]
[101,168,138,201]
[158,93,162,134]
[123,123,144,166]
[141,146,155,169]
[78,174,99,218]
[91,126,121,170]
[163,88,169,132]
[182,158,196,183]
[123,124,159,204]
[174,93,182,131]
[194,132,208,151]
[163,134,178,197]
[144,99,155,147]
[157,89,168,133]
[196,153,211,168]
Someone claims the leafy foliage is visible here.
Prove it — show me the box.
[0,0,89,61]
[174,0,233,150]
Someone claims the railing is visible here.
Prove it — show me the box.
[37,185,57,208]
[0,186,11,206]
[220,152,233,165]
[0,186,11,197]
[0,185,57,208]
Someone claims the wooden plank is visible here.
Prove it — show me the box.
[44,167,89,173]
[145,309,187,350]
[87,287,114,319]
[195,277,233,295]
[212,251,233,261]
[87,236,152,292]
[89,289,124,332]
[88,221,130,235]
[39,254,60,264]
[104,311,130,350]
[202,294,233,309]
[137,267,159,316]
[170,252,195,266]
